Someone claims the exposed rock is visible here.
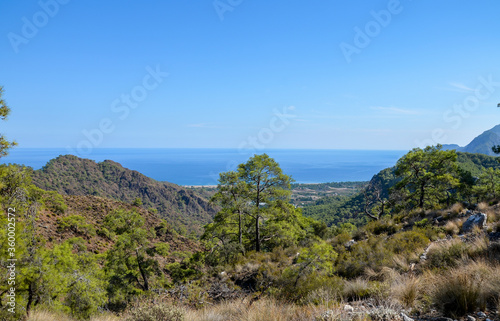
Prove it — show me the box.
[476,311,487,318]
[432,317,454,321]
[401,312,414,321]
[461,212,487,233]
[467,316,476,321]
[489,232,500,241]
[343,304,354,312]
[345,239,356,248]
[318,310,336,320]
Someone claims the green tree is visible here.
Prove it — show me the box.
[393,145,459,209]
[104,210,159,307]
[237,154,293,252]
[0,86,17,157]
[473,167,500,200]
[207,171,250,252]
[204,154,310,259]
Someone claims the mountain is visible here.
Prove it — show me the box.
[442,124,500,156]
[31,155,217,235]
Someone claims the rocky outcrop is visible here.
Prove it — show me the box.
[461,212,487,233]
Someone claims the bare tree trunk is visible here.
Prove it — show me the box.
[255,182,261,252]
[136,249,149,291]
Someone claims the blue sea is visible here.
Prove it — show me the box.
[0,148,407,186]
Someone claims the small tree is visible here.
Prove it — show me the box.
[363,181,388,220]
[473,167,500,200]
[393,145,459,209]
[104,210,159,306]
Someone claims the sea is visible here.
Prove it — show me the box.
[0,148,407,186]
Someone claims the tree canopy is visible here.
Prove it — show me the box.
[203,154,315,264]
[393,145,459,209]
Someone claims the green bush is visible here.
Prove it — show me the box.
[41,189,68,214]
[386,230,429,257]
[414,218,429,228]
[364,219,397,236]
[155,243,170,257]
[57,215,96,237]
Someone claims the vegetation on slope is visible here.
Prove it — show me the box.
[31,155,217,235]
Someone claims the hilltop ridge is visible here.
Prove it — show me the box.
[443,124,500,156]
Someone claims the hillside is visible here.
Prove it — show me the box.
[38,192,199,254]
[31,155,217,235]
[302,151,500,227]
[443,124,500,156]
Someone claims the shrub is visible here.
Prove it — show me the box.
[57,215,96,237]
[342,278,381,301]
[126,303,184,321]
[155,243,170,257]
[386,230,429,257]
[132,197,143,206]
[41,190,68,215]
[414,218,429,228]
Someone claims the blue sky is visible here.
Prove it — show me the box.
[1,0,499,151]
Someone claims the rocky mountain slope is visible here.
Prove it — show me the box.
[443,124,500,156]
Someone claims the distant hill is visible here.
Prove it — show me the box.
[32,155,217,235]
[442,124,500,156]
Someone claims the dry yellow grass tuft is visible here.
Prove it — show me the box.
[444,220,460,235]
[27,310,120,321]
[426,260,500,317]
[184,298,318,321]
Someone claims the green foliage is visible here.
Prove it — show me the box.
[155,243,170,257]
[394,145,459,209]
[414,218,429,228]
[334,235,391,278]
[473,167,500,200]
[104,210,160,308]
[386,230,429,256]
[0,86,17,157]
[57,215,96,236]
[133,197,143,206]
[40,189,67,214]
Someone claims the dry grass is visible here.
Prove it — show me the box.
[27,310,120,321]
[444,220,461,235]
[391,275,420,308]
[426,260,500,317]
[184,298,319,321]
[449,203,465,216]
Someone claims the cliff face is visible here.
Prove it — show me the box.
[32,155,217,235]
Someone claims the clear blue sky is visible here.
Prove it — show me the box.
[1,0,499,151]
